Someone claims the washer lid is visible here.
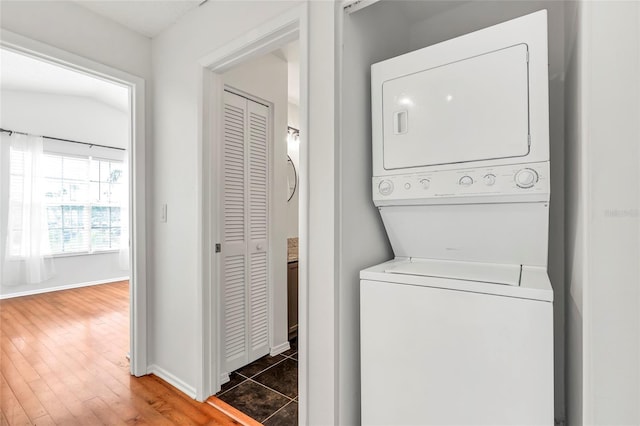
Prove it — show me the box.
[361,258,553,302]
[384,258,521,286]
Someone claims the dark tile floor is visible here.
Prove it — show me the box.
[217,338,298,425]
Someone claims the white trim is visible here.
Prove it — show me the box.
[580,1,592,423]
[198,8,301,73]
[219,372,231,386]
[297,6,310,424]
[638,3,640,418]
[206,399,256,426]
[147,364,198,400]
[197,65,222,402]
[0,276,130,300]
[270,341,291,357]
[0,29,148,377]
[198,4,309,417]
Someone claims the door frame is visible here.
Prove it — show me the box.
[0,29,148,376]
[197,3,309,415]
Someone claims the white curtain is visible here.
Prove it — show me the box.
[3,133,55,285]
[118,153,130,270]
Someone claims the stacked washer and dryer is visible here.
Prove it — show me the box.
[360,10,554,425]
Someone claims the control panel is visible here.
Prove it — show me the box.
[373,162,549,204]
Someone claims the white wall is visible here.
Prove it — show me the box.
[0,90,129,298]
[222,52,289,356]
[566,2,640,424]
[563,1,583,424]
[150,0,299,398]
[305,2,341,423]
[0,1,151,79]
[339,3,409,423]
[287,102,299,238]
[576,1,640,424]
[1,90,129,149]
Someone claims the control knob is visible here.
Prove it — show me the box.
[483,174,496,186]
[458,175,474,186]
[515,168,538,189]
[378,179,394,196]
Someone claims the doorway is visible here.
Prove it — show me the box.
[208,47,299,424]
[0,30,148,376]
[198,5,307,423]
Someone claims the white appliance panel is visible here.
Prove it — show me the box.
[361,260,553,302]
[373,161,549,205]
[379,202,549,266]
[360,278,554,425]
[383,44,529,170]
[371,10,549,177]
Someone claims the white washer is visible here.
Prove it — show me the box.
[361,10,554,425]
[360,259,554,425]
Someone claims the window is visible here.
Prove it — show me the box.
[43,153,125,255]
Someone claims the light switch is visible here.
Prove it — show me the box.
[161,204,167,223]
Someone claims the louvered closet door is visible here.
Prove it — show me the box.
[221,90,270,374]
[246,100,270,363]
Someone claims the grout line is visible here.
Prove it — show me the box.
[244,356,289,379]
[217,348,298,398]
[247,377,296,402]
[216,376,248,397]
[261,400,295,424]
[220,353,291,396]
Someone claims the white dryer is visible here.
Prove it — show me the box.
[360,10,554,425]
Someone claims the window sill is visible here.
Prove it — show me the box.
[50,250,120,259]
[6,250,120,262]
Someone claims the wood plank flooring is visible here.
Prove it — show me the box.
[0,281,240,426]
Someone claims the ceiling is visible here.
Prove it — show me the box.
[0,48,129,112]
[67,1,471,40]
[73,0,202,38]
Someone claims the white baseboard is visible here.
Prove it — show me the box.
[0,276,130,300]
[147,364,197,400]
[220,372,230,385]
[270,341,291,356]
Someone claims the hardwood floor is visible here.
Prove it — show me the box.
[0,281,240,426]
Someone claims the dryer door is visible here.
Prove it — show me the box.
[382,44,530,170]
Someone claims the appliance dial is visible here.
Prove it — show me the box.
[378,179,394,195]
[515,168,538,188]
[459,175,474,186]
[483,174,497,186]
[419,178,430,190]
